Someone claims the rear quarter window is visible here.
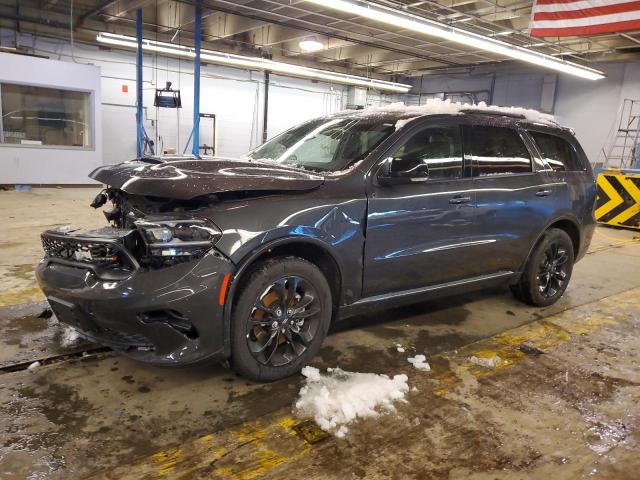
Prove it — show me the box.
[529,131,583,172]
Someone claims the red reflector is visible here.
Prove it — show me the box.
[218,273,232,306]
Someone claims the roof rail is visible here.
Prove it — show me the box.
[459,109,526,120]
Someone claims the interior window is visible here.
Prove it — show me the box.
[1,83,92,147]
[529,131,582,172]
[388,125,463,180]
[465,125,532,176]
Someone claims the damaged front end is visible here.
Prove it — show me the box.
[36,156,325,365]
[86,187,223,269]
[36,189,233,366]
[88,185,220,229]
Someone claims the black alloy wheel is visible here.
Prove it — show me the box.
[247,276,321,367]
[231,256,332,382]
[510,227,574,307]
[536,240,570,299]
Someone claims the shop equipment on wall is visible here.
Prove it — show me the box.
[154,82,182,109]
[595,99,640,230]
[595,169,640,230]
[600,99,640,170]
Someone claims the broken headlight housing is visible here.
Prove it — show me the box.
[134,218,222,267]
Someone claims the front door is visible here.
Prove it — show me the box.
[363,120,478,297]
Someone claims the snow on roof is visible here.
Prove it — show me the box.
[347,98,560,127]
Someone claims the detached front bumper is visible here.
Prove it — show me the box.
[36,248,234,365]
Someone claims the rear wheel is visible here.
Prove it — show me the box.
[231,256,332,382]
[511,228,574,307]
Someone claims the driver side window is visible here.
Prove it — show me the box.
[389,125,463,180]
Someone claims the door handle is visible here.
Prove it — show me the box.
[449,195,472,204]
[536,189,553,197]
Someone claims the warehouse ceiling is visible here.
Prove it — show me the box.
[1,0,640,81]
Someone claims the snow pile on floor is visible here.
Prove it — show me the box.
[60,326,81,348]
[407,355,431,371]
[27,361,41,372]
[396,344,405,353]
[360,98,558,127]
[469,355,502,368]
[295,366,409,437]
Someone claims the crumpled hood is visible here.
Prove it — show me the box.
[89,157,325,200]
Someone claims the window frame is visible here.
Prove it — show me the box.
[373,117,471,184]
[461,122,537,178]
[524,128,587,173]
[0,81,95,151]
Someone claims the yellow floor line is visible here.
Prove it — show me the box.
[89,287,640,480]
[434,288,635,394]
[0,286,45,308]
[93,415,312,480]
[593,226,640,245]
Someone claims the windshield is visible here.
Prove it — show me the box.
[246,117,396,172]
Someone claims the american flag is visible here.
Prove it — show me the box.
[529,0,640,37]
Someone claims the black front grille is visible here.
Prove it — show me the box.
[41,231,136,272]
[74,324,154,350]
[97,327,153,349]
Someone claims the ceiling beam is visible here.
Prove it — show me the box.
[75,0,119,29]
[186,1,459,66]
[204,13,267,39]
[243,25,312,47]
[281,37,356,57]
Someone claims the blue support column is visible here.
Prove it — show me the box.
[192,0,202,157]
[135,8,143,158]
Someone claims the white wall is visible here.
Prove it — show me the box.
[0,52,102,183]
[267,75,344,139]
[555,62,640,164]
[412,62,640,163]
[493,72,544,109]
[0,31,368,183]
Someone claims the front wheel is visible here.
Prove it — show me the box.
[511,228,574,307]
[231,256,332,382]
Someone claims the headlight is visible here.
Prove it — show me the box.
[134,218,222,264]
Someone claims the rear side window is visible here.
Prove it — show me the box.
[529,131,582,171]
[464,126,532,176]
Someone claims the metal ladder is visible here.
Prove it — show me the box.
[602,99,640,169]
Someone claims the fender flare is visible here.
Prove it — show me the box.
[514,215,582,282]
[220,236,345,358]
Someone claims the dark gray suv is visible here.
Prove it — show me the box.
[36,105,596,381]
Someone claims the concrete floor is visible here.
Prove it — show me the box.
[1,188,639,480]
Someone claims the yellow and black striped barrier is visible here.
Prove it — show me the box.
[595,169,640,230]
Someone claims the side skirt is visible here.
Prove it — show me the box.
[337,270,515,320]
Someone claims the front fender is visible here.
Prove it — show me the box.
[219,232,357,359]
[203,193,367,359]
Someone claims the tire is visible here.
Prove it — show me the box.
[231,256,332,382]
[511,228,575,307]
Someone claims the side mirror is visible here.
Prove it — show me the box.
[377,157,429,186]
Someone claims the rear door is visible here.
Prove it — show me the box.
[527,129,595,223]
[363,118,478,297]
[462,121,558,275]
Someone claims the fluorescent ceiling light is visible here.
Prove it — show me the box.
[305,0,605,80]
[299,39,325,52]
[96,32,411,93]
